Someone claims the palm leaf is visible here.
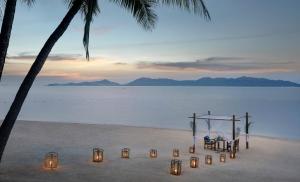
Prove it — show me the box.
[110,0,158,30]
[81,0,100,60]
[160,0,210,20]
[21,0,35,6]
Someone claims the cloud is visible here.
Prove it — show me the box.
[136,57,296,73]
[7,53,82,61]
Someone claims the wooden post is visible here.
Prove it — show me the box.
[192,113,196,151]
[232,115,235,141]
[208,111,211,137]
[246,112,249,149]
[232,115,236,152]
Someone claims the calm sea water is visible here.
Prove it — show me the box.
[1,85,300,140]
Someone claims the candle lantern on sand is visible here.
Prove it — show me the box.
[170,159,182,175]
[173,149,179,157]
[230,150,236,159]
[220,153,226,163]
[44,152,58,169]
[205,155,212,165]
[121,148,130,159]
[149,149,157,158]
[190,156,199,168]
[93,148,104,162]
[189,146,195,154]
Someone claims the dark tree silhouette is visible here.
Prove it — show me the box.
[0,0,35,81]
[0,0,210,162]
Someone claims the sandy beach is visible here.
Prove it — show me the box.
[0,120,299,182]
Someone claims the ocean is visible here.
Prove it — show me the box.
[1,85,300,140]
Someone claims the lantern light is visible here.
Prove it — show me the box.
[149,149,158,158]
[93,148,104,162]
[205,155,212,165]
[189,146,195,154]
[220,153,226,163]
[173,149,179,157]
[190,156,199,168]
[230,150,236,159]
[44,152,58,169]
[121,148,130,159]
[170,159,182,176]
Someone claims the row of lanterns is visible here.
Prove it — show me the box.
[44,148,158,169]
[170,150,236,176]
[44,147,237,176]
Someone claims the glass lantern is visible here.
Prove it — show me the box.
[205,155,212,165]
[170,159,182,175]
[149,149,157,158]
[220,153,226,163]
[93,148,104,162]
[190,156,199,168]
[44,152,58,169]
[173,149,179,157]
[121,148,130,159]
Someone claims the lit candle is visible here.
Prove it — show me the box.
[121,148,130,159]
[170,159,182,175]
[173,149,179,157]
[220,153,226,163]
[189,146,195,154]
[44,152,58,169]
[149,149,157,158]
[190,156,199,168]
[230,150,236,159]
[205,155,212,165]
[93,148,104,162]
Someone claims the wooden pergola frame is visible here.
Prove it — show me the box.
[189,111,250,151]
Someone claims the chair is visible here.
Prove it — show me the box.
[204,136,216,150]
[226,141,232,152]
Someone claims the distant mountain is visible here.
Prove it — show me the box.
[125,76,300,87]
[48,77,300,87]
[48,79,120,86]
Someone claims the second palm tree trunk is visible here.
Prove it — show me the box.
[0,0,83,162]
[0,0,17,81]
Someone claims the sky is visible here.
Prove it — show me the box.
[2,0,300,84]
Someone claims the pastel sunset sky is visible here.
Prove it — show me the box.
[3,0,300,83]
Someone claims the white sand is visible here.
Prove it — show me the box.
[0,120,299,182]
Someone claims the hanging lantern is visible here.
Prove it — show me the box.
[173,149,179,157]
[93,148,104,162]
[149,149,157,158]
[230,150,236,159]
[189,146,195,154]
[170,159,182,176]
[190,156,199,168]
[121,148,130,159]
[205,155,212,165]
[44,152,58,169]
[220,153,226,163]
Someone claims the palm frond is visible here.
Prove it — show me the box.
[21,0,35,6]
[81,0,100,60]
[110,0,158,30]
[160,0,210,20]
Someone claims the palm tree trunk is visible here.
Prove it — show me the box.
[0,0,17,81]
[0,0,82,162]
